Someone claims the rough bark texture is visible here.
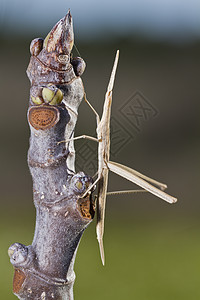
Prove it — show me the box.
[8,11,95,300]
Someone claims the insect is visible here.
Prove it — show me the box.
[59,50,177,265]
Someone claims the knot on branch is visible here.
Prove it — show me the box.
[8,243,35,269]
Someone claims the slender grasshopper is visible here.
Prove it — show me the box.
[60,50,177,265]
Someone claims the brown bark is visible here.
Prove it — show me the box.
[8,11,95,300]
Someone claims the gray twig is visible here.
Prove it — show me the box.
[8,10,95,300]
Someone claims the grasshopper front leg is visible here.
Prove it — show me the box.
[57,135,98,144]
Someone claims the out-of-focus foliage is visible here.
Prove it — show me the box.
[0,35,199,299]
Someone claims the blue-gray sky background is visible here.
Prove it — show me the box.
[1,0,200,42]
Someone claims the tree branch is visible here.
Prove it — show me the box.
[8,10,95,299]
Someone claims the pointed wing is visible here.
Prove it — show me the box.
[107,161,177,204]
[96,168,109,265]
[96,50,120,265]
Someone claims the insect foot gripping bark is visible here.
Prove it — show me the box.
[8,11,95,300]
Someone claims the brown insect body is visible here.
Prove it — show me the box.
[96,88,112,264]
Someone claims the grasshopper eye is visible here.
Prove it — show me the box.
[42,86,63,105]
[30,38,44,56]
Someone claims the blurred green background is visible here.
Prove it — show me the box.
[0,0,200,299]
